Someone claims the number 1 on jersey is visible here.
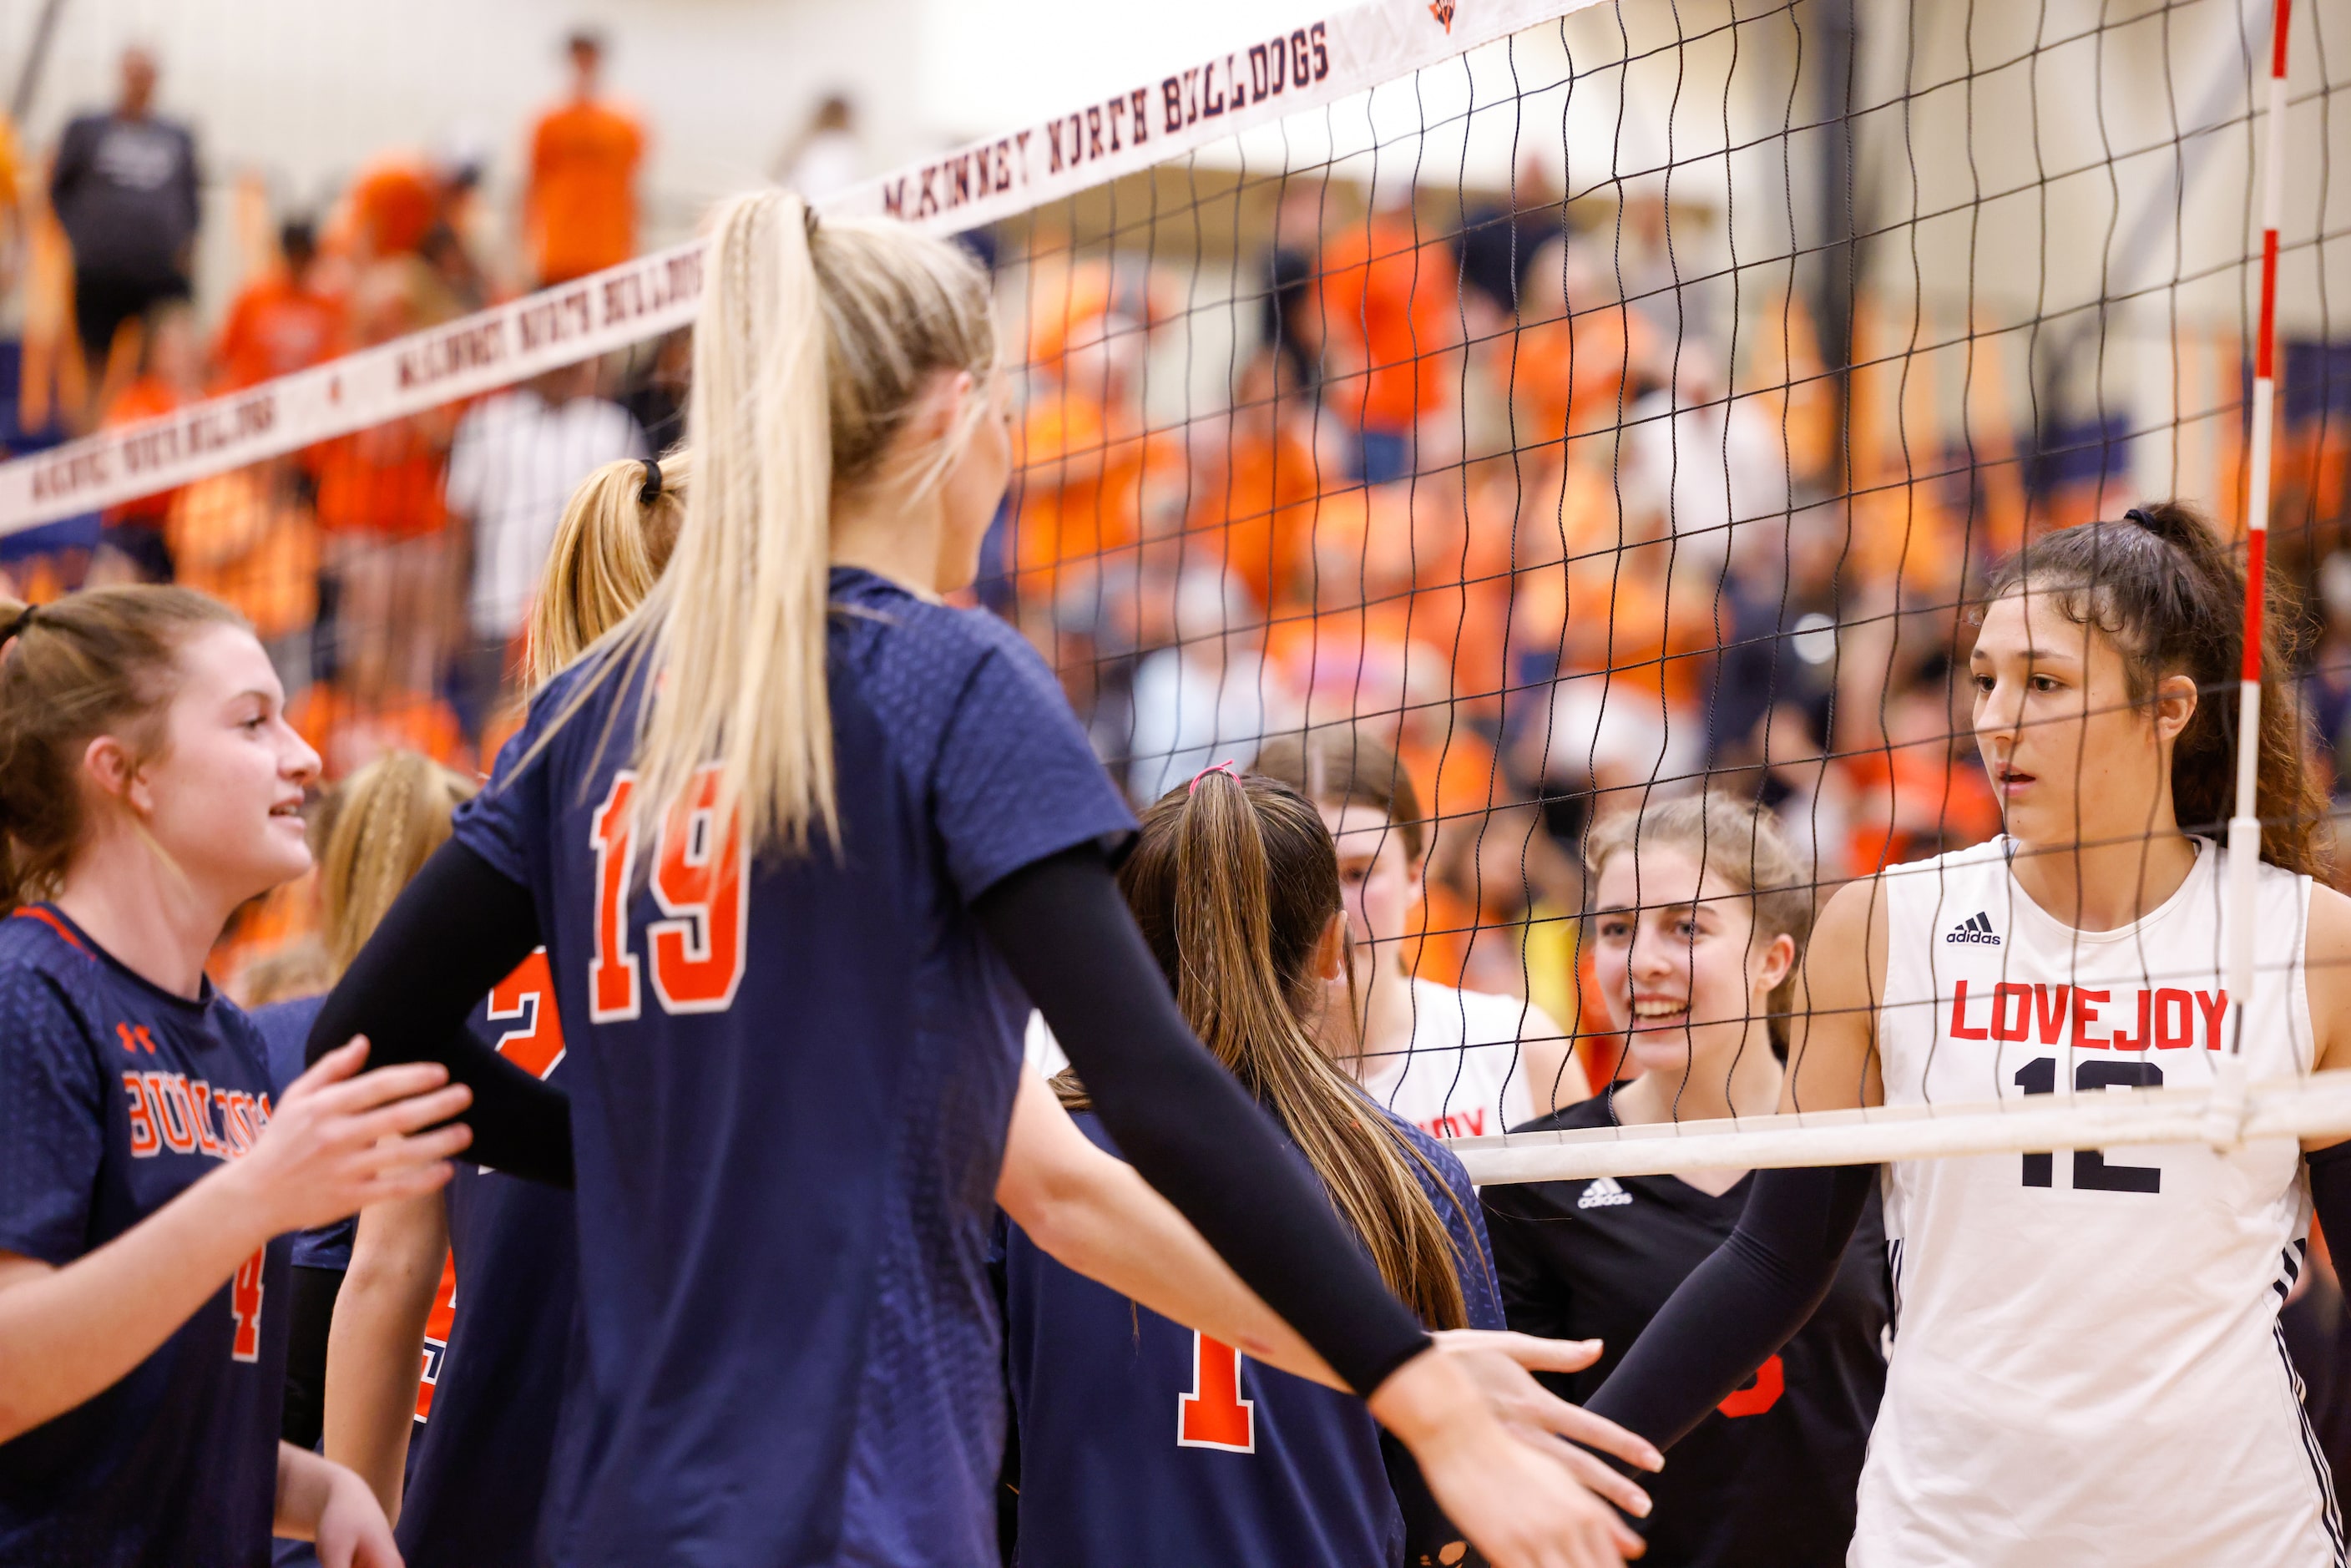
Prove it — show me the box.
[589,767,747,1022]
[1177,1332,1256,1453]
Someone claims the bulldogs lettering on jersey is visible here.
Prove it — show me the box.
[1863,837,2340,1568]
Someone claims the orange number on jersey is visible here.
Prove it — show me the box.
[1177,1331,1256,1452]
[648,764,746,1014]
[414,1250,458,1420]
[230,1249,265,1363]
[589,767,746,1022]
[589,775,643,1021]
[1716,1353,1784,1418]
[488,948,564,1079]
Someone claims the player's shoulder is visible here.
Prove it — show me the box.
[1377,1103,1476,1198]
[832,569,1058,717]
[0,909,110,1045]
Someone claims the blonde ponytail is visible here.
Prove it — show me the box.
[569,189,995,860]
[528,452,688,691]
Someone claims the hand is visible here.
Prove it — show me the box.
[222,1039,473,1238]
[1371,1348,1650,1568]
[313,1462,403,1568]
[1431,1329,1661,1515]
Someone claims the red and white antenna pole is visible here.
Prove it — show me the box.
[2219,0,2292,1130]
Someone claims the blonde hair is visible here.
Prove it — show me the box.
[1585,794,1814,1049]
[528,452,688,690]
[316,750,478,976]
[590,190,997,858]
[1080,771,1478,1329]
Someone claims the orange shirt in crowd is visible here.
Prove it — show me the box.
[167,467,318,642]
[1508,303,1661,449]
[1315,210,1459,433]
[340,159,441,260]
[1189,421,1320,611]
[311,416,449,539]
[214,275,345,390]
[101,377,186,530]
[1014,390,1147,586]
[289,682,469,782]
[528,97,645,284]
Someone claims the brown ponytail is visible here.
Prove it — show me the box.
[1981,500,2328,878]
[0,586,246,913]
[1074,769,1478,1330]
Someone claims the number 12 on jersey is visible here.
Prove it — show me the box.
[2014,1057,2162,1192]
[589,766,748,1021]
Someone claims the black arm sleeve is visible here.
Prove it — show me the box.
[306,839,573,1188]
[973,843,1432,1399]
[1582,1162,1876,1449]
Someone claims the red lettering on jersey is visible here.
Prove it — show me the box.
[488,948,564,1080]
[2033,984,2070,1044]
[1948,980,1989,1040]
[1716,1353,1784,1418]
[144,1073,199,1152]
[2153,989,2194,1050]
[1990,983,2032,1042]
[230,1249,265,1363]
[1424,1108,1486,1139]
[414,1251,459,1419]
[1178,1332,1256,1451]
[647,764,746,1014]
[2108,989,2152,1051]
[218,1090,256,1154]
[123,1072,158,1156]
[2196,989,2228,1050]
[589,773,643,1021]
[2070,988,2111,1050]
[187,1081,229,1157]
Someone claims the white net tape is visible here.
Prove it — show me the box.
[1454,1061,2351,1186]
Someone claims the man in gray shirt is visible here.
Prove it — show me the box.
[48,46,201,375]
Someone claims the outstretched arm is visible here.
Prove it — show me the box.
[306,841,573,1186]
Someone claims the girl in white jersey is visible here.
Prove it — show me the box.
[1585,501,2351,1568]
[1255,727,1586,1138]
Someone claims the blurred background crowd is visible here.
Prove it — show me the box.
[0,11,2348,1081]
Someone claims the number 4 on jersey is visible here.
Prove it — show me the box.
[589,766,747,1021]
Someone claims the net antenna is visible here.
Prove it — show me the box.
[2210,0,2294,1152]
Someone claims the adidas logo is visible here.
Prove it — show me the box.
[1578,1176,1634,1210]
[1944,911,2001,946]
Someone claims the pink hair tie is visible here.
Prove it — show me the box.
[1187,759,1240,794]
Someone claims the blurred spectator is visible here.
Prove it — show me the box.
[333,141,484,275]
[1504,238,1666,459]
[87,302,201,584]
[1261,186,1326,394]
[445,358,646,739]
[2306,552,2351,804]
[212,220,345,389]
[1125,569,1297,801]
[526,28,645,286]
[772,94,862,200]
[1314,180,1459,483]
[618,327,691,452]
[167,458,320,697]
[0,109,23,301]
[48,47,201,407]
[1618,345,1790,589]
[1184,349,1322,614]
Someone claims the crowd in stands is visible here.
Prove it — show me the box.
[3,33,2351,1100]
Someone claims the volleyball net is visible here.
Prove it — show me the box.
[4,0,2350,1184]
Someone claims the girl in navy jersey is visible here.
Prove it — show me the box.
[1589,502,2351,1566]
[0,585,493,1566]
[1004,767,1568,1567]
[319,455,686,1565]
[307,190,1656,1568]
[1484,795,1887,1565]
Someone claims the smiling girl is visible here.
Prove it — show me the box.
[1585,503,2351,1566]
[1483,796,1888,1565]
[0,586,494,1566]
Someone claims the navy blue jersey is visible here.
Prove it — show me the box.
[1001,1105,1503,1568]
[0,904,293,1566]
[397,950,575,1568]
[249,996,351,1272]
[451,567,1136,1566]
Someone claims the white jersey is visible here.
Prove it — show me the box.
[1358,979,1557,1141]
[1866,836,2340,1567]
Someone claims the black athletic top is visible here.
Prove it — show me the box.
[1482,1093,1890,1568]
